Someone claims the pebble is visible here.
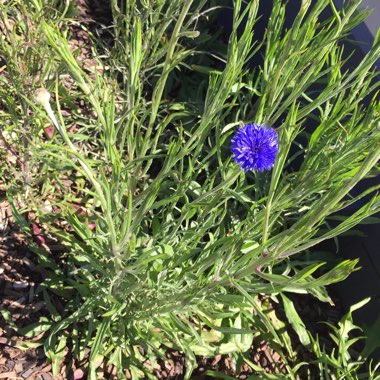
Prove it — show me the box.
[13,281,28,290]
[28,286,35,303]
[74,368,85,379]
[22,368,35,378]
[260,356,268,367]
[0,371,16,379]
[22,257,35,269]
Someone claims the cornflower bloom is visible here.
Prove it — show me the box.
[231,123,278,172]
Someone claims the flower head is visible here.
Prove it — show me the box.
[231,123,278,172]
[34,88,51,107]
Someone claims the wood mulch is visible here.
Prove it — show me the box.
[0,218,55,380]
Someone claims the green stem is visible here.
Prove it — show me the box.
[37,91,119,261]
[262,110,298,245]
[140,0,193,157]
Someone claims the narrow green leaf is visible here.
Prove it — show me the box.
[281,293,311,347]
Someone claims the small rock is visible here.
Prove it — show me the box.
[40,364,52,373]
[211,354,222,366]
[73,368,85,379]
[44,126,55,139]
[22,367,36,379]
[28,286,35,303]
[13,281,28,289]
[41,200,53,213]
[22,257,35,269]
[260,355,268,368]
[0,371,17,379]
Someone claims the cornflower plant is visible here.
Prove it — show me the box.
[0,0,379,378]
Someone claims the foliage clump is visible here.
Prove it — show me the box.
[0,0,379,378]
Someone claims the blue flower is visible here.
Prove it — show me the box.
[231,123,278,172]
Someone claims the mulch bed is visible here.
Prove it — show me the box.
[0,218,54,380]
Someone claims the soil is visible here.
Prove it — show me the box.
[0,222,53,380]
[0,1,345,379]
